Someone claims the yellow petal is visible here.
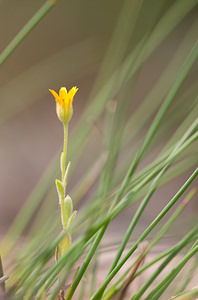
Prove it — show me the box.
[68,86,78,103]
[59,87,68,101]
[49,89,60,104]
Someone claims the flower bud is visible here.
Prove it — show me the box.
[49,86,78,124]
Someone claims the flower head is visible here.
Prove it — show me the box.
[49,86,78,123]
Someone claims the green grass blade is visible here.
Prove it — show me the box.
[0,0,57,67]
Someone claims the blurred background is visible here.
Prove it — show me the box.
[0,0,197,242]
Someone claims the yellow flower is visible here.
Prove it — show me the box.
[49,86,78,123]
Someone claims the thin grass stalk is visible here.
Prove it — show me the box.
[72,153,107,205]
[0,0,58,67]
[90,0,144,96]
[89,251,99,298]
[98,72,138,202]
[175,256,198,294]
[77,269,88,300]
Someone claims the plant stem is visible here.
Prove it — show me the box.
[62,123,68,182]
[175,255,198,294]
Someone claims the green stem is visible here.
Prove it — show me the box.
[62,123,68,182]
[176,255,198,294]
[0,0,58,67]
[58,123,68,230]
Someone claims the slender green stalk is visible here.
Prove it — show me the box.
[0,0,58,67]
[175,256,198,294]
[89,251,99,297]
[62,123,68,182]
[77,270,88,300]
